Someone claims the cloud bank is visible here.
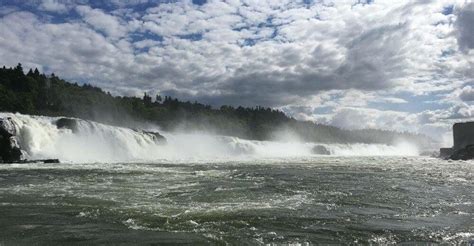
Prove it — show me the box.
[0,0,473,143]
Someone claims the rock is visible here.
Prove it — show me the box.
[312,145,330,155]
[453,122,474,150]
[0,117,23,163]
[143,131,167,144]
[19,159,60,164]
[7,159,61,164]
[0,117,16,136]
[56,118,78,132]
[450,144,474,160]
[439,148,454,158]
[440,121,474,160]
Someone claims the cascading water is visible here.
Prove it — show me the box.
[0,113,419,163]
[1,113,166,163]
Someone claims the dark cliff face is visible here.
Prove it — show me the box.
[143,131,167,144]
[56,118,79,133]
[443,122,474,160]
[311,145,330,155]
[0,117,23,163]
[453,122,474,150]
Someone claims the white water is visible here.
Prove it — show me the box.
[1,113,419,163]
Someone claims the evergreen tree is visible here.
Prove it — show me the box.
[143,93,152,105]
[156,95,162,103]
[33,68,40,77]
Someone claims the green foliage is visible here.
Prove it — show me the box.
[0,64,433,146]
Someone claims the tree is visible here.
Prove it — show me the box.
[33,68,40,77]
[143,93,152,105]
[27,69,34,77]
[14,63,23,74]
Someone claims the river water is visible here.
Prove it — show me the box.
[0,156,472,245]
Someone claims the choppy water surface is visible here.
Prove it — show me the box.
[0,156,472,245]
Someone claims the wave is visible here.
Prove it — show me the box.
[0,113,419,163]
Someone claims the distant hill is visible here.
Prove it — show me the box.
[0,63,433,147]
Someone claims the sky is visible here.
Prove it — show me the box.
[0,0,473,144]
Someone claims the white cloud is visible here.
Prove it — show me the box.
[315,106,463,143]
[448,103,474,119]
[38,0,69,13]
[0,6,18,16]
[456,2,474,51]
[76,5,127,38]
[1,0,473,141]
[458,85,474,101]
[329,107,414,131]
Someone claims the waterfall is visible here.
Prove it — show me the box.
[0,113,419,163]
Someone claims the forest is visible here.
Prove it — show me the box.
[0,63,432,146]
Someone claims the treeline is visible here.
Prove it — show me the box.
[0,64,432,146]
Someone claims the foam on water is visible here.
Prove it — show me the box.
[324,142,419,156]
[0,156,472,244]
[1,112,419,163]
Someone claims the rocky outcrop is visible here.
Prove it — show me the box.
[440,122,474,160]
[449,145,474,160]
[19,159,60,164]
[143,130,167,144]
[312,145,330,155]
[56,118,78,132]
[0,117,23,163]
[453,122,474,150]
[439,148,454,158]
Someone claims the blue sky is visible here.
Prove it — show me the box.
[0,0,473,143]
